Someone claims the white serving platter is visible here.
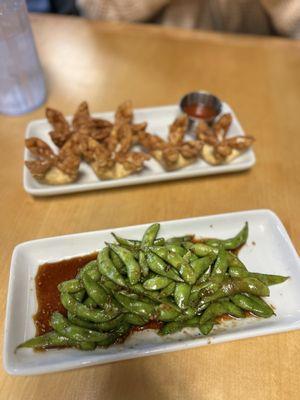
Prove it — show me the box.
[4,209,300,375]
[23,103,256,196]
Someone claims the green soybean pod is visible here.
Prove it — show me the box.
[124,313,148,325]
[190,255,215,281]
[79,342,96,350]
[204,239,222,248]
[175,306,197,322]
[100,276,120,293]
[199,302,227,325]
[189,285,203,307]
[182,241,194,251]
[190,243,218,257]
[174,283,191,309]
[50,312,111,342]
[67,312,99,329]
[154,238,165,246]
[145,251,183,282]
[223,222,248,250]
[228,268,289,286]
[199,277,270,305]
[77,260,100,281]
[61,292,120,323]
[57,279,84,293]
[83,297,98,309]
[199,321,214,335]
[219,299,245,318]
[231,293,274,318]
[82,272,109,307]
[108,244,141,285]
[211,246,228,276]
[139,250,149,277]
[96,315,126,331]
[141,223,160,248]
[16,331,76,349]
[167,252,196,285]
[111,233,141,250]
[143,276,171,291]
[166,244,187,257]
[249,272,289,286]
[68,312,127,332]
[113,291,155,319]
[159,321,184,335]
[159,317,200,335]
[228,265,249,278]
[127,282,161,303]
[110,249,127,275]
[73,289,86,302]
[98,247,127,287]
[160,281,176,297]
[155,303,181,321]
[226,252,248,273]
[166,235,193,244]
[183,250,198,263]
[149,247,196,285]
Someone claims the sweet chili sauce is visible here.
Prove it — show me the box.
[183,103,218,120]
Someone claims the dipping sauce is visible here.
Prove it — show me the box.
[183,103,218,120]
[33,252,97,336]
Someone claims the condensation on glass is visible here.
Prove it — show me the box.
[0,0,46,115]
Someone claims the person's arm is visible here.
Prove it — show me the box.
[76,0,170,21]
[261,0,300,38]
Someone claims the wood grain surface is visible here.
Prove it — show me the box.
[0,13,299,400]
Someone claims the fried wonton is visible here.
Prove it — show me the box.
[138,115,202,171]
[25,137,80,185]
[195,113,254,165]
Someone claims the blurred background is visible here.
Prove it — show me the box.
[26,0,300,38]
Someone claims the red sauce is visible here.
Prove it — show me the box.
[183,103,218,120]
[33,252,97,336]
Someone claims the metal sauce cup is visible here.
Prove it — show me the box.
[180,91,222,132]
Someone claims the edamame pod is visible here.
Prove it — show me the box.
[98,247,127,287]
[145,251,183,282]
[108,244,141,285]
[50,312,111,342]
[211,246,228,276]
[199,321,214,335]
[143,276,171,291]
[231,293,274,318]
[61,292,120,323]
[139,250,149,277]
[190,243,218,257]
[141,223,160,248]
[17,331,76,349]
[174,283,191,309]
[190,255,215,281]
[57,279,84,293]
[160,281,176,297]
[114,291,155,319]
[82,272,109,307]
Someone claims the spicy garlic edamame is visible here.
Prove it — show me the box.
[17,222,288,351]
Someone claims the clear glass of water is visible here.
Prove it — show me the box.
[0,0,46,115]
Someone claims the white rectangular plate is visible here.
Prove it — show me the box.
[23,103,255,196]
[4,209,300,376]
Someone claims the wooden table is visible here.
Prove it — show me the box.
[1,13,300,400]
